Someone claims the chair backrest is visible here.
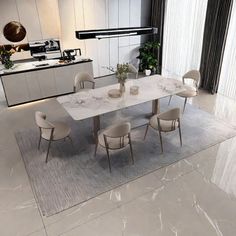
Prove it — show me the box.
[74,72,95,92]
[35,111,54,129]
[182,70,201,88]
[157,108,180,121]
[103,122,131,138]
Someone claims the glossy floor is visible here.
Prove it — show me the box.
[0,78,236,235]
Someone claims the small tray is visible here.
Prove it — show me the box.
[108,89,121,98]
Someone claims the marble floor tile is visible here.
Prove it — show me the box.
[153,158,195,184]
[28,229,47,236]
[62,170,236,236]
[0,147,44,236]
[61,208,123,236]
[107,172,163,206]
[186,137,236,202]
[140,170,236,236]
[44,190,118,236]
[44,172,162,235]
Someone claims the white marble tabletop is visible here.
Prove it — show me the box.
[57,75,185,121]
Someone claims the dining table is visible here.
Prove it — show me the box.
[57,75,185,138]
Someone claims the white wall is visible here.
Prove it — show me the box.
[58,0,151,77]
[0,0,61,60]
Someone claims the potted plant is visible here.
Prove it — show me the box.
[137,41,160,76]
[0,46,14,69]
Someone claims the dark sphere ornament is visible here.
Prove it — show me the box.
[3,21,26,42]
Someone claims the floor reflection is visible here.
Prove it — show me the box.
[211,137,236,199]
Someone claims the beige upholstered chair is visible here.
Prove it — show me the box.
[169,70,201,112]
[94,122,134,172]
[74,72,95,92]
[35,111,72,163]
[144,108,182,153]
[128,64,138,79]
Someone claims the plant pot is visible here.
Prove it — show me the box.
[145,69,151,76]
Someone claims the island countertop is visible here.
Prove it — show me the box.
[0,57,92,76]
[0,58,94,106]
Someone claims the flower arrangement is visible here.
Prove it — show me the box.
[0,46,14,69]
[106,63,130,94]
[115,63,129,82]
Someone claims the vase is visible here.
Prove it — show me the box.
[119,81,126,94]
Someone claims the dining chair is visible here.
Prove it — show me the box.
[74,72,95,92]
[35,111,72,163]
[169,70,201,112]
[94,122,134,172]
[144,108,182,153]
[128,64,138,79]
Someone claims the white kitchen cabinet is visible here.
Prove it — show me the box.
[25,71,42,100]
[54,66,74,94]
[1,61,93,106]
[1,73,30,106]
[37,69,57,98]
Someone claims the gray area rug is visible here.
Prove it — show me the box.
[15,97,236,216]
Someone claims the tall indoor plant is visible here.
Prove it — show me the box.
[137,41,160,75]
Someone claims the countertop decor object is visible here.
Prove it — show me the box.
[106,63,129,94]
[108,89,121,98]
[116,63,129,94]
[130,85,139,95]
[3,21,26,42]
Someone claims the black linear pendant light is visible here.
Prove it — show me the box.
[76,27,158,40]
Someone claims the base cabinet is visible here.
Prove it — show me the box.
[2,73,30,105]
[25,72,42,101]
[1,61,93,106]
[37,69,58,98]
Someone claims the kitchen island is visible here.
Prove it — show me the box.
[0,59,93,106]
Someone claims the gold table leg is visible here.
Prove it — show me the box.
[93,115,100,140]
[152,99,160,115]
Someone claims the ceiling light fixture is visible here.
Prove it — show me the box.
[76,27,158,40]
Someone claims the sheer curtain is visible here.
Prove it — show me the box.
[162,0,208,78]
[218,1,236,99]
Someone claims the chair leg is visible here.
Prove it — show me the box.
[183,97,188,113]
[38,136,41,150]
[144,124,149,140]
[67,136,74,148]
[128,134,134,165]
[45,139,52,163]
[94,141,98,157]
[179,124,183,147]
[168,95,173,105]
[158,130,164,153]
[105,147,112,173]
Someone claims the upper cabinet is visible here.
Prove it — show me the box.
[36,0,61,40]
[0,0,61,44]
[16,0,42,41]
